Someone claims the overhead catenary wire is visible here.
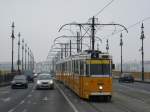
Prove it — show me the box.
[106,16,150,38]
[94,0,115,17]
[77,0,115,40]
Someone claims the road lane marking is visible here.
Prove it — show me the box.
[55,83,79,112]
[20,100,25,105]
[8,86,35,112]
[8,109,15,112]
[42,96,48,101]
[33,102,37,105]
[0,91,9,94]
[1,97,11,102]
[22,109,27,112]
[27,94,32,98]
[31,90,34,93]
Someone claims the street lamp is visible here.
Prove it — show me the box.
[28,47,30,70]
[25,43,27,71]
[17,32,21,72]
[140,23,145,81]
[22,39,24,73]
[30,49,32,71]
[11,22,15,73]
[120,33,123,74]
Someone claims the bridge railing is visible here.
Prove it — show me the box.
[113,71,150,82]
[0,70,17,86]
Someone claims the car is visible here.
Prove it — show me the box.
[118,73,134,83]
[11,75,28,89]
[26,75,34,82]
[35,74,54,90]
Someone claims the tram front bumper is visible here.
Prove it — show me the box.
[90,92,112,96]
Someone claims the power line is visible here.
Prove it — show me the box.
[80,0,115,39]
[126,16,150,30]
[94,0,114,17]
[105,16,150,38]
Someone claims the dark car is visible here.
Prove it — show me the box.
[36,74,54,90]
[27,75,34,82]
[11,75,28,89]
[119,73,134,83]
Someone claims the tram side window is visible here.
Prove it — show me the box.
[86,64,89,76]
[68,61,70,73]
[58,64,61,72]
[60,63,62,72]
[73,60,75,74]
[56,64,59,71]
[62,63,65,72]
[65,62,66,72]
[75,60,79,74]
[80,61,84,75]
[66,62,68,72]
[69,61,71,73]
[75,60,77,74]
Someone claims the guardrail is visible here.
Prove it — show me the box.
[0,70,18,86]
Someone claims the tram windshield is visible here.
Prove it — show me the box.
[86,64,111,75]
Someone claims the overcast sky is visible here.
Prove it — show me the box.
[0,0,150,63]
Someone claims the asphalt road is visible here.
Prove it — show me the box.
[0,79,150,112]
[0,82,74,112]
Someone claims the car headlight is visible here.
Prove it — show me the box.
[99,85,103,90]
[37,80,41,84]
[49,80,53,84]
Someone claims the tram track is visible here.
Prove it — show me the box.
[55,80,150,112]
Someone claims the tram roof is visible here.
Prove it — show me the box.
[56,50,112,64]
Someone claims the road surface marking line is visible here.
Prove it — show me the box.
[7,89,34,112]
[55,83,79,112]
[27,94,32,98]
[42,96,48,101]
[1,91,9,94]
[2,97,11,102]
[31,90,34,93]
[22,109,27,112]
[8,109,15,112]
[20,100,25,104]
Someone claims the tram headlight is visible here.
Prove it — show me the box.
[99,85,103,90]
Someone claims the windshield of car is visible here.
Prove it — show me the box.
[38,75,52,80]
[121,73,132,77]
[14,75,26,81]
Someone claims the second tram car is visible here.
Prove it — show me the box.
[56,50,114,101]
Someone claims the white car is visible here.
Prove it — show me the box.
[36,74,54,89]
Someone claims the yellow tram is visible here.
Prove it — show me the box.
[56,50,114,101]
